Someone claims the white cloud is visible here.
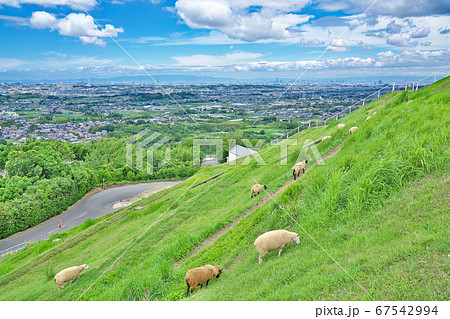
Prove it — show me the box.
[439,26,450,34]
[317,0,450,18]
[327,38,363,52]
[0,14,29,25]
[411,27,430,38]
[0,0,98,10]
[0,57,26,69]
[386,33,418,47]
[175,0,313,42]
[29,11,56,29]
[172,51,267,66]
[29,12,124,46]
[233,49,450,72]
[43,53,118,67]
[297,38,326,47]
[328,46,351,52]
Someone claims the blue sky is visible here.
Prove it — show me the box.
[0,0,449,81]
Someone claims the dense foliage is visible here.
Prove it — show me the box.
[0,136,195,239]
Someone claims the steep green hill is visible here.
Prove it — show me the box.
[0,77,448,301]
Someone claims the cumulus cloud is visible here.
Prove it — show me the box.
[374,49,450,66]
[317,0,450,18]
[232,49,450,72]
[386,20,402,34]
[29,12,124,46]
[386,33,418,47]
[0,0,98,10]
[364,18,433,47]
[327,38,363,52]
[411,27,430,38]
[29,11,56,29]
[297,38,326,47]
[439,26,450,34]
[175,0,313,42]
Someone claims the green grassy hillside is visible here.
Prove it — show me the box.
[0,77,448,301]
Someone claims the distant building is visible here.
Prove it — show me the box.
[227,145,257,162]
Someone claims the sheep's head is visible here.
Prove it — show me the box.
[82,264,90,270]
[304,159,308,164]
[263,185,267,189]
[214,266,223,278]
[294,234,300,244]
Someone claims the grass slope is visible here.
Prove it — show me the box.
[0,77,448,301]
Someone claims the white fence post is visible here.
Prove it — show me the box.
[392,83,395,92]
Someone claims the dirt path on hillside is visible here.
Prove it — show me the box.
[112,185,173,209]
[173,143,342,268]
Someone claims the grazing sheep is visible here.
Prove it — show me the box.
[53,264,89,290]
[254,230,300,263]
[365,116,372,121]
[349,127,358,135]
[292,160,308,181]
[321,135,331,142]
[373,111,377,115]
[185,265,222,296]
[337,123,346,129]
[251,184,267,198]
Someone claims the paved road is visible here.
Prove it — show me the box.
[0,181,180,258]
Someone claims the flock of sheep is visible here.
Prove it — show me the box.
[53,112,376,296]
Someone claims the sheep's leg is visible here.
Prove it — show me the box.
[278,246,283,257]
[206,280,209,286]
[186,284,190,296]
[191,287,195,294]
[258,252,266,263]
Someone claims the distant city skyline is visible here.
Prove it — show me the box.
[1,0,449,81]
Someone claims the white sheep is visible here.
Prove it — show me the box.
[349,126,358,135]
[373,111,377,115]
[185,265,223,296]
[337,123,346,129]
[292,159,308,181]
[254,230,300,263]
[53,264,89,290]
[365,116,372,121]
[251,184,267,198]
[321,135,331,142]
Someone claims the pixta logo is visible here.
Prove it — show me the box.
[126,129,171,175]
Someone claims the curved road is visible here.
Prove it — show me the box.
[0,181,180,258]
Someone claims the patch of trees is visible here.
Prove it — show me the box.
[0,137,197,239]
